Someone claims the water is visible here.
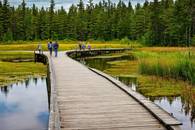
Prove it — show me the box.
[154,97,195,130]
[116,76,137,91]
[118,76,195,130]
[0,77,49,130]
[81,54,195,130]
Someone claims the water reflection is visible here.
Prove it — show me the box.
[0,78,49,130]
[80,53,195,130]
[1,86,9,97]
[154,97,195,130]
[116,76,137,91]
[79,54,135,72]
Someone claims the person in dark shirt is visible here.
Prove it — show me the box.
[53,41,59,57]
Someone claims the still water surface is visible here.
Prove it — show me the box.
[82,55,195,130]
[0,77,49,130]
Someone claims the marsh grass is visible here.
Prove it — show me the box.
[0,61,46,86]
[0,52,47,87]
[0,40,141,51]
[137,76,183,97]
[87,48,195,97]
[0,43,131,51]
[0,52,34,61]
[137,50,195,85]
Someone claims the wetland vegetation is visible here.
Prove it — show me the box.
[84,48,195,97]
[0,52,46,87]
[81,47,195,130]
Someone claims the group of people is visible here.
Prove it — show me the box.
[47,41,59,57]
[37,41,59,57]
[37,41,92,57]
[78,41,91,50]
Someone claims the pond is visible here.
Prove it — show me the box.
[80,54,195,130]
[0,77,49,130]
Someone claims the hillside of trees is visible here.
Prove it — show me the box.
[0,0,194,46]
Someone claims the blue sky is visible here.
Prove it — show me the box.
[7,0,150,10]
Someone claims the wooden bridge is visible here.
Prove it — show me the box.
[35,49,182,130]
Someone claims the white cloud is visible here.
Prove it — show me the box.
[7,0,152,10]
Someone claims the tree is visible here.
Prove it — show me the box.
[149,0,163,45]
[49,0,55,39]
[0,0,194,45]
[1,0,10,40]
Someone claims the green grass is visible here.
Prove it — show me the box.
[0,40,141,51]
[104,60,138,76]
[0,52,46,87]
[0,40,140,86]
[86,48,195,97]
[0,52,34,61]
[135,50,195,84]
[0,61,46,86]
[137,76,183,97]
[0,43,131,51]
[103,58,185,97]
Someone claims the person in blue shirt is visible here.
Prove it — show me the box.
[47,41,53,56]
[53,41,59,57]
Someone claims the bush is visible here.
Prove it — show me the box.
[120,37,131,45]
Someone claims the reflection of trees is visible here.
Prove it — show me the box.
[181,86,195,124]
[84,58,110,71]
[46,77,50,109]
[1,86,9,96]
[25,79,30,88]
[151,96,177,106]
[33,78,38,85]
[167,96,176,106]
[41,77,45,81]
[191,106,195,124]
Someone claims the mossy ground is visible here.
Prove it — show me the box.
[0,52,46,87]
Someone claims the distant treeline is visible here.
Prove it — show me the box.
[0,0,194,46]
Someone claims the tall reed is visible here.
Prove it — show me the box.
[137,51,195,84]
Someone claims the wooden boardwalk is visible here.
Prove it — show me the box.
[45,51,181,130]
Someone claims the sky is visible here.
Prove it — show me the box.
[7,0,150,10]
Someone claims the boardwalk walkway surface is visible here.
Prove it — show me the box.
[45,51,181,130]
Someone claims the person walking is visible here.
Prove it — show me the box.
[78,41,82,50]
[53,41,59,57]
[81,42,86,50]
[87,42,91,50]
[37,42,42,54]
[48,41,53,56]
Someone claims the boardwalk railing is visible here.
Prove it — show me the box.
[34,50,47,64]
[34,51,61,130]
[89,68,182,130]
[66,48,131,58]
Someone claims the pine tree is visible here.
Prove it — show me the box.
[1,0,10,40]
[22,0,26,40]
[31,4,38,40]
[0,1,3,40]
[0,0,193,45]
[149,0,162,45]
[49,0,55,39]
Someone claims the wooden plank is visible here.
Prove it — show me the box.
[61,121,165,129]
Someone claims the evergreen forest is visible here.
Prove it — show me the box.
[0,0,194,46]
